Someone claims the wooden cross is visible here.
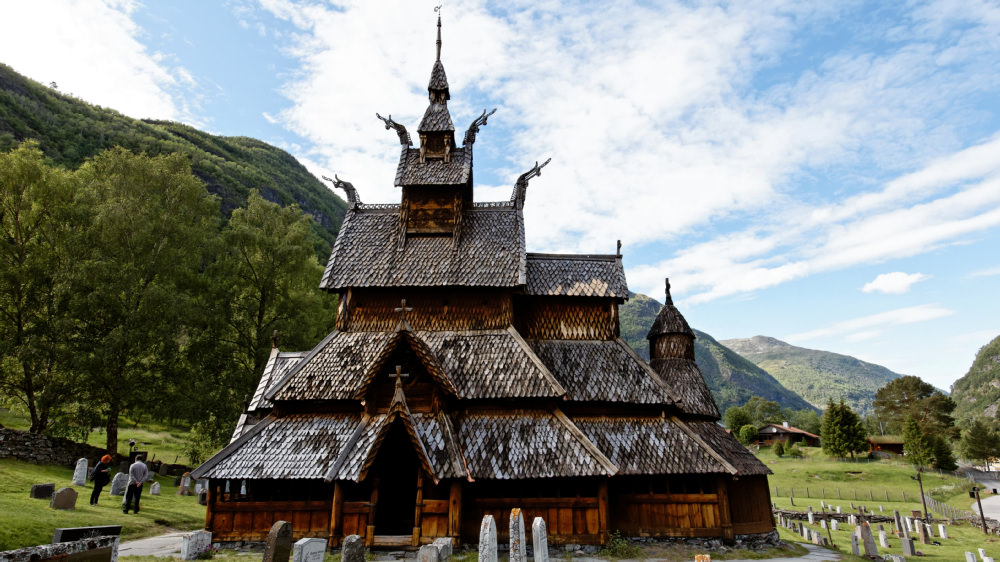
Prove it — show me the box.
[394,299,414,329]
[389,365,409,392]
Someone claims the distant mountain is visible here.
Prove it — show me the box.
[0,63,347,256]
[719,336,901,415]
[950,334,1000,426]
[619,293,816,413]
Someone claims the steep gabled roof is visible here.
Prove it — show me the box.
[649,357,720,418]
[267,331,395,401]
[524,253,628,298]
[355,329,458,399]
[684,420,772,476]
[320,205,525,290]
[528,338,677,404]
[647,279,694,339]
[395,146,471,186]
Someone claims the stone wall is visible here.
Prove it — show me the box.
[0,428,119,468]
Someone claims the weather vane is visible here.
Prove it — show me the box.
[434,4,442,13]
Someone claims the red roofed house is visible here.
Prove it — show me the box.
[758,423,820,447]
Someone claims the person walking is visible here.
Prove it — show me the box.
[122,454,148,514]
[89,454,112,505]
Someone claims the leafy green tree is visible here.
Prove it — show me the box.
[785,407,822,435]
[724,405,753,430]
[873,375,956,436]
[958,418,1000,470]
[931,435,957,471]
[744,396,784,426]
[773,440,785,457]
[738,424,758,445]
[787,444,804,458]
[821,398,868,459]
[0,142,82,433]
[902,414,934,467]
[70,148,219,453]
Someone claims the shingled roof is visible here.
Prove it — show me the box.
[647,279,694,339]
[320,205,525,290]
[395,147,471,186]
[649,358,720,418]
[528,339,678,404]
[685,420,771,476]
[524,254,628,298]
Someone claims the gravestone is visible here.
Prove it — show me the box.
[109,472,128,495]
[509,508,526,562]
[50,487,77,510]
[150,482,161,495]
[532,517,549,562]
[938,524,948,539]
[880,505,884,512]
[478,515,497,562]
[894,510,903,531]
[924,523,933,538]
[860,523,878,557]
[159,462,169,476]
[831,520,839,531]
[916,519,929,544]
[966,553,977,562]
[293,538,327,562]
[986,558,995,562]
[850,533,860,556]
[194,480,204,495]
[879,528,889,548]
[178,473,191,495]
[72,458,88,486]
[52,525,122,543]
[263,520,293,562]
[433,538,453,560]
[30,483,55,499]
[901,538,915,556]
[820,519,826,529]
[198,490,208,505]
[982,549,989,560]
[808,512,815,524]
[181,530,212,560]
[836,506,842,513]
[341,535,364,562]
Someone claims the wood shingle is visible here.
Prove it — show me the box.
[524,254,628,298]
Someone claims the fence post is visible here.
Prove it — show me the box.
[869,490,873,501]
[838,488,842,499]
[885,490,889,502]
[902,491,906,502]
[806,488,810,498]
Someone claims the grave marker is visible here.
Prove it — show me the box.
[181,530,212,560]
[479,515,497,562]
[901,538,915,556]
[938,524,948,539]
[966,553,977,562]
[509,508,527,562]
[293,538,327,562]
[263,520,293,562]
[150,482,161,495]
[49,487,77,510]
[879,528,889,548]
[532,517,549,562]
[30,483,55,499]
[72,458,88,486]
[860,522,878,557]
[109,473,128,495]
[341,535,364,562]
[850,533,860,556]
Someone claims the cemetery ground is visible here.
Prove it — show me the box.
[765,445,1000,561]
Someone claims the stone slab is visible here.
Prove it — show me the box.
[532,517,548,562]
[31,483,55,499]
[263,521,293,562]
[53,525,122,543]
[50,487,78,510]
[478,515,497,562]
[180,530,212,560]
[292,538,327,562]
[150,482,161,496]
[109,473,128,496]
[73,458,89,486]
[341,534,364,562]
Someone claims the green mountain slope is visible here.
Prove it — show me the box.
[950,334,1000,425]
[0,63,346,254]
[619,292,816,413]
[719,336,901,415]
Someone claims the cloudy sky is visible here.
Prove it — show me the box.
[3,0,999,392]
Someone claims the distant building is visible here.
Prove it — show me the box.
[867,435,905,456]
[192,15,773,548]
[758,422,820,447]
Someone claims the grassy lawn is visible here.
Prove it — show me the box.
[0,407,195,466]
[0,458,206,551]
[768,445,1000,560]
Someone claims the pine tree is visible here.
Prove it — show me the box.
[903,414,934,467]
[821,398,868,459]
[959,418,1000,470]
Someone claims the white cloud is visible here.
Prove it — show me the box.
[968,265,1000,278]
[862,272,931,294]
[785,304,955,342]
[0,0,191,121]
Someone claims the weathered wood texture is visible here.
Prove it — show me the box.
[513,298,617,340]
[728,475,773,534]
[404,190,459,233]
[650,334,694,360]
[464,497,603,545]
[209,500,331,542]
[337,290,512,332]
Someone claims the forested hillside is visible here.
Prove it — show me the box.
[720,336,901,415]
[619,292,816,413]
[0,63,346,256]
[951,334,1000,425]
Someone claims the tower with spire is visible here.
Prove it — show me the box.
[193,13,773,549]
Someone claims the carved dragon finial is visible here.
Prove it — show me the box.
[376,113,412,146]
[322,174,361,207]
[464,108,497,146]
[511,158,552,209]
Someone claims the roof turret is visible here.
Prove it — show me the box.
[646,278,695,340]
[418,13,454,134]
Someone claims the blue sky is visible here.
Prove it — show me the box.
[2,0,1000,394]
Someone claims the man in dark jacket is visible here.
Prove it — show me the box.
[89,454,112,505]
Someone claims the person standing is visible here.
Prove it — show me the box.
[122,454,148,514]
[89,454,112,505]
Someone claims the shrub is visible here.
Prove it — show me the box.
[738,424,758,446]
[787,444,804,458]
[598,531,641,559]
[774,441,785,457]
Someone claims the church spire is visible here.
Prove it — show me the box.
[435,7,442,62]
[418,7,455,162]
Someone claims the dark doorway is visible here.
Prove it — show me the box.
[372,421,419,535]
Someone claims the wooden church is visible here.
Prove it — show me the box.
[192,16,773,548]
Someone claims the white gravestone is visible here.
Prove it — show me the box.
[808,512,814,524]
[72,458,88,486]
[850,533,860,556]
[966,553,978,562]
[532,517,549,562]
[836,506,842,513]
[109,473,128,496]
[150,482,161,495]
[181,530,212,560]
[820,519,826,529]
[879,529,889,548]
[509,508,527,562]
[478,515,497,562]
[831,520,839,531]
[986,558,995,562]
[982,549,989,561]
[860,523,879,558]
[938,524,948,539]
[292,538,327,562]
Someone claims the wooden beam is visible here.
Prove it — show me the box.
[366,478,379,547]
[449,481,462,540]
[205,481,215,532]
[329,482,344,547]
[716,476,734,544]
[597,480,609,545]
[412,471,423,547]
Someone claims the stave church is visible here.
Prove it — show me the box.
[192,15,773,548]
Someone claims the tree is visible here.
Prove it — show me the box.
[903,414,934,467]
[785,407,822,435]
[70,148,219,453]
[724,405,753,430]
[744,396,784,427]
[821,398,868,459]
[738,424,758,446]
[0,142,82,433]
[873,376,956,436]
[931,435,957,471]
[958,418,1000,470]
[773,440,785,457]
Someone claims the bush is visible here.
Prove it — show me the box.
[598,531,641,559]
[787,444,804,458]
[773,441,785,457]
[738,424,758,445]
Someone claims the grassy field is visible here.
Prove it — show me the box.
[767,446,1000,560]
[0,408,195,466]
[0,458,206,551]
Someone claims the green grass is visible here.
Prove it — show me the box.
[767,445,1000,560]
[0,458,206,551]
[0,408,195,465]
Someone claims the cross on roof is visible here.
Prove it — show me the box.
[390,365,410,380]
[394,299,414,331]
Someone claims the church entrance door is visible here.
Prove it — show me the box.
[372,421,419,537]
